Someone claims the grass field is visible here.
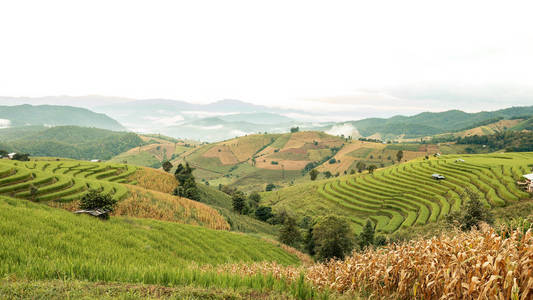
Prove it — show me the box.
[0,196,326,299]
[263,152,533,233]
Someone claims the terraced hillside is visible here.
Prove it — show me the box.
[263,153,533,233]
[0,159,135,203]
[0,159,232,230]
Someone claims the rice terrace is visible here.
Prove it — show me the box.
[2,1,533,299]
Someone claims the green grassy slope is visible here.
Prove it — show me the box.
[262,152,533,234]
[0,196,304,294]
[198,184,279,236]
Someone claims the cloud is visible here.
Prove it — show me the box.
[143,115,185,126]
[325,123,361,138]
[0,119,11,129]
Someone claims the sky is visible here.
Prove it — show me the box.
[0,0,532,116]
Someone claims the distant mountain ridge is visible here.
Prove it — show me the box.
[0,104,124,131]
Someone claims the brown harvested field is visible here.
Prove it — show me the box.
[254,158,311,170]
[122,143,177,161]
[115,185,230,230]
[457,119,523,137]
[203,145,239,165]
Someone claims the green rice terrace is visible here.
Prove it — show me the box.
[264,152,533,234]
[0,159,137,203]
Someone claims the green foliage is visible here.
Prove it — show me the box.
[309,169,319,181]
[162,160,173,172]
[457,131,533,152]
[290,126,300,133]
[79,189,117,213]
[396,150,404,162]
[323,171,332,178]
[279,217,302,248]
[265,183,276,192]
[357,220,375,250]
[367,165,377,174]
[446,189,494,231]
[2,126,144,160]
[232,191,246,214]
[12,153,30,161]
[255,206,274,222]
[174,163,200,201]
[312,215,354,261]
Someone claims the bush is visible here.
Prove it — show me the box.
[309,169,319,181]
[265,183,276,192]
[255,206,273,222]
[162,160,173,172]
[446,189,494,231]
[79,189,117,216]
[279,217,302,247]
[232,191,246,214]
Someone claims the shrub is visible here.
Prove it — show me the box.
[162,160,173,172]
[265,183,276,192]
[255,206,273,222]
[309,169,319,181]
[79,189,117,214]
[232,191,246,214]
[279,217,302,248]
[446,189,493,231]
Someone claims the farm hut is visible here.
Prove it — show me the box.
[456,159,465,162]
[432,173,445,180]
[519,173,533,193]
[74,209,110,219]
[90,159,102,162]
[7,153,16,159]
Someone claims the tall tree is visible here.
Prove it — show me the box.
[232,191,246,214]
[358,220,375,249]
[396,150,404,163]
[279,217,302,247]
[312,215,354,261]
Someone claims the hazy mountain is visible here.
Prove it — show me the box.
[0,104,125,131]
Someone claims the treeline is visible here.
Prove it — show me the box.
[2,126,144,160]
[456,131,533,152]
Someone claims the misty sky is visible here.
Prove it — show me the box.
[0,0,532,115]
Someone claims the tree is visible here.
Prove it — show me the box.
[367,165,377,174]
[312,215,354,261]
[358,220,375,249]
[79,189,117,219]
[265,183,276,192]
[304,226,315,256]
[232,191,246,214]
[396,150,404,163]
[447,189,494,231]
[248,191,261,206]
[290,126,300,133]
[356,161,366,173]
[309,169,319,181]
[279,217,302,247]
[329,158,337,164]
[162,160,173,172]
[173,163,200,201]
[255,206,273,222]
[324,171,332,179]
[12,153,30,161]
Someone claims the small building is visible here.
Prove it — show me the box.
[432,173,445,180]
[7,153,16,159]
[456,159,465,163]
[74,209,110,220]
[90,159,102,163]
[519,173,533,193]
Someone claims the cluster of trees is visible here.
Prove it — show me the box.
[0,150,29,161]
[456,131,533,152]
[2,127,145,160]
[277,214,386,261]
[173,163,201,201]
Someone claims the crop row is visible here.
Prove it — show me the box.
[318,153,532,233]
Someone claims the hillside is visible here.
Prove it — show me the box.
[340,105,533,140]
[169,131,346,191]
[127,166,279,236]
[0,104,124,131]
[262,152,533,233]
[0,158,230,230]
[0,126,144,161]
[0,196,310,298]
